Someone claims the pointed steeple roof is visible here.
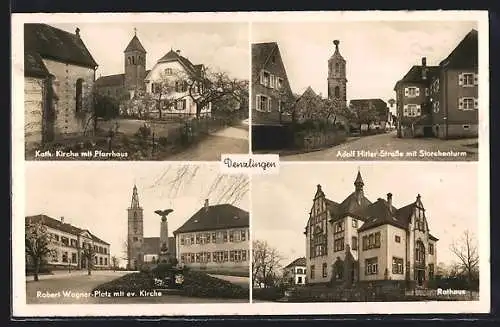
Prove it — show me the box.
[130,184,141,209]
[329,39,345,62]
[354,169,364,187]
[314,184,325,199]
[124,31,146,53]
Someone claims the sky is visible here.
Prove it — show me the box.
[51,22,249,80]
[25,163,249,266]
[252,21,477,114]
[252,163,479,268]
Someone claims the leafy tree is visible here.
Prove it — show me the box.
[25,220,55,281]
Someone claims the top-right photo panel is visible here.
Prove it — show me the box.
[251,19,484,161]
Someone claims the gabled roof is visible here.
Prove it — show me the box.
[24,23,98,69]
[24,51,51,78]
[440,29,478,69]
[143,237,176,256]
[173,204,249,234]
[393,65,440,90]
[124,35,146,53]
[357,199,403,232]
[285,257,306,268]
[26,214,109,245]
[252,42,278,72]
[153,49,203,79]
[334,192,373,220]
[95,73,125,87]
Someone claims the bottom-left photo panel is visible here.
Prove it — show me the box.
[23,162,250,304]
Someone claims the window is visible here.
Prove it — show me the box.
[61,237,69,246]
[334,86,340,98]
[459,97,477,110]
[53,234,60,242]
[460,73,475,86]
[260,71,270,87]
[433,101,440,113]
[429,264,435,279]
[335,63,340,74]
[223,231,228,243]
[242,250,247,261]
[277,78,283,89]
[352,219,358,228]
[99,257,103,265]
[241,230,246,241]
[463,125,470,130]
[104,258,107,265]
[296,268,303,274]
[322,263,328,278]
[415,241,426,264]
[133,237,138,242]
[392,257,404,274]
[180,236,185,245]
[71,253,77,263]
[165,68,173,75]
[213,251,224,263]
[395,235,401,243]
[70,239,78,248]
[52,250,58,262]
[362,232,381,250]
[403,104,421,117]
[429,243,434,255]
[352,236,358,250]
[405,87,419,97]
[365,257,378,275]
[76,78,83,112]
[310,265,315,279]
[62,252,68,263]
[256,95,271,112]
[176,99,186,110]
[334,221,344,233]
[223,251,229,262]
[334,238,344,252]
[211,232,216,243]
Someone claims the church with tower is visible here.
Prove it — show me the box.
[327,40,347,109]
[95,29,211,118]
[127,184,176,270]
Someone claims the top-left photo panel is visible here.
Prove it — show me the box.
[21,20,250,161]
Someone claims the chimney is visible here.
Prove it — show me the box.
[75,27,80,38]
[421,57,427,80]
[60,216,65,224]
[204,199,209,211]
[387,193,393,211]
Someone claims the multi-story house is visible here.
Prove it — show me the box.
[173,199,250,275]
[96,30,211,119]
[394,29,478,139]
[304,171,438,288]
[394,57,439,138]
[430,29,478,139]
[26,215,110,270]
[24,24,98,148]
[283,257,307,285]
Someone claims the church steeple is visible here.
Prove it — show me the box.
[124,29,147,96]
[130,184,141,209]
[327,39,347,109]
[354,169,364,193]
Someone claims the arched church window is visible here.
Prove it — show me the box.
[334,86,340,98]
[132,56,135,65]
[75,78,83,112]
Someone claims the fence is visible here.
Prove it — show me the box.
[294,130,348,151]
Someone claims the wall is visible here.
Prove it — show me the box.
[295,130,347,151]
[386,225,407,280]
[42,58,95,140]
[176,227,250,274]
[358,225,388,282]
[24,77,45,146]
[127,207,144,269]
[306,196,332,284]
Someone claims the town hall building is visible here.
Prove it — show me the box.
[304,171,438,288]
[96,30,211,119]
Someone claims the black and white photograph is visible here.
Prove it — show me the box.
[252,164,482,303]
[24,163,250,304]
[23,22,249,161]
[251,21,482,161]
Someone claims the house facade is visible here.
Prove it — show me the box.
[126,184,176,270]
[96,31,211,119]
[283,257,307,285]
[173,199,250,275]
[24,24,98,148]
[26,215,110,270]
[394,29,478,139]
[304,171,438,288]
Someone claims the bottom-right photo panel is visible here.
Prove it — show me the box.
[251,163,480,303]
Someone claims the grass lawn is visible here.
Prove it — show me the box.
[92,270,249,299]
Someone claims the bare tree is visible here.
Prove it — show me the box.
[25,220,55,281]
[252,240,284,288]
[111,256,119,271]
[450,230,479,288]
[81,243,97,276]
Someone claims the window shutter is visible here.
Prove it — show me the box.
[458,97,464,109]
[474,98,478,109]
[415,88,420,97]
[416,105,421,115]
[260,71,265,85]
[458,73,464,86]
[256,95,261,111]
[474,73,478,85]
[403,104,408,116]
[267,97,272,112]
[404,87,409,96]
[425,88,429,96]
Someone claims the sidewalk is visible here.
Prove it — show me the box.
[26,269,133,282]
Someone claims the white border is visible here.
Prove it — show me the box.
[12,10,490,316]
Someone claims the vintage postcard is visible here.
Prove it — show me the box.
[251,19,487,162]
[11,10,489,318]
[20,20,249,161]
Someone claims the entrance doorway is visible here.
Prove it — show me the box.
[416,269,425,287]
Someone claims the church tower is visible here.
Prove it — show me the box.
[327,40,347,109]
[124,28,147,98]
[127,184,144,270]
[354,169,364,204]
